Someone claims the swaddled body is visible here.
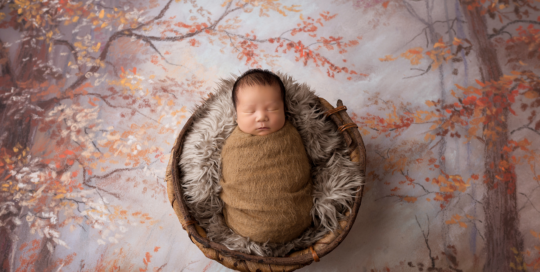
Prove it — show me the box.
[219,68,313,244]
[220,121,313,243]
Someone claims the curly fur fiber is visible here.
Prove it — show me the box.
[178,73,364,257]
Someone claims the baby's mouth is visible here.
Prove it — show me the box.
[257,127,269,130]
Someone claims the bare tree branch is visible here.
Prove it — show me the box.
[219,30,269,43]
[375,192,433,201]
[403,0,429,26]
[95,3,120,10]
[136,36,185,67]
[86,165,146,184]
[511,121,540,137]
[489,20,540,39]
[64,1,248,93]
[132,0,175,31]
[404,61,433,79]
[465,192,483,205]
[415,214,436,268]
[41,91,160,123]
[519,191,540,214]
[458,207,485,241]
[225,31,241,52]
[75,158,120,202]
[83,93,158,122]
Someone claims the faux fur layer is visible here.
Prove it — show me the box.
[178,73,364,257]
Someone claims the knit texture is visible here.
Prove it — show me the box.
[220,121,313,243]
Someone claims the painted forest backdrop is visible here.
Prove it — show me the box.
[0,0,540,271]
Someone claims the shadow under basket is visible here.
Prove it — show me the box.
[166,97,367,272]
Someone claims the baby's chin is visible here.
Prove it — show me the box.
[253,130,273,136]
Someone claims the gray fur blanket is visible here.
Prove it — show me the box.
[178,72,364,257]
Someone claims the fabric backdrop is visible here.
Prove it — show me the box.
[1,0,539,271]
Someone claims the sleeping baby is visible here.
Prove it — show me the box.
[219,69,313,244]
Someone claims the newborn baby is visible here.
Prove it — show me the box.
[219,69,313,243]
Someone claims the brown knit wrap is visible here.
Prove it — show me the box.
[220,121,313,243]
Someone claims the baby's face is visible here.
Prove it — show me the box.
[236,83,285,136]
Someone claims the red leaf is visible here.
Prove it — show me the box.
[382,1,389,8]
[463,96,477,105]
[88,98,97,107]
[476,97,488,107]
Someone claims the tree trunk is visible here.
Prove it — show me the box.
[459,2,524,271]
[0,229,11,272]
[0,33,49,272]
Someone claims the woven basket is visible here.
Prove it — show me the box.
[166,97,366,272]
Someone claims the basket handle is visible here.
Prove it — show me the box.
[324,105,347,117]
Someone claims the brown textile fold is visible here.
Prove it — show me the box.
[220,121,313,243]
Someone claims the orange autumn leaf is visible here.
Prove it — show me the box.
[524,90,539,99]
[424,133,436,141]
[145,252,152,263]
[379,55,397,62]
[402,196,417,203]
[400,47,424,65]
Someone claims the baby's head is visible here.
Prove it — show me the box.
[232,69,287,136]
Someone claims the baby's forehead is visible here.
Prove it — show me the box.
[238,82,280,91]
[237,83,281,96]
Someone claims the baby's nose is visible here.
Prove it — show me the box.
[256,112,268,121]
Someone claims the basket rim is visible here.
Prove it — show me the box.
[170,96,366,266]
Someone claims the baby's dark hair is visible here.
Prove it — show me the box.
[232,69,287,114]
